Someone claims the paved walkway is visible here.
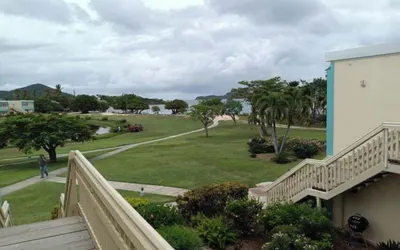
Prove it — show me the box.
[46,177,188,197]
[0,117,226,196]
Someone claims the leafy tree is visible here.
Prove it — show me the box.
[35,96,63,113]
[190,102,219,137]
[201,98,223,107]
[152,105,161,114]
[233,77,284,137]
[222,100,243,126]
[165,99,188,114]
[98,100,110,112]
[0,114,92,161]
[127,97,149,114]
[302,78,327,122]
[73,95,99,114]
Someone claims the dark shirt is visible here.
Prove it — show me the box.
[39,157,47,166]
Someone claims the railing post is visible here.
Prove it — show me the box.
[316,197,321,210]
[64,151,79,217]
[384,128,388,168]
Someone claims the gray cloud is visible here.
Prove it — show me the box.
[205,0,326,25]
[0,0,73,23]
[0,0,399,99]
[0,39,54,53]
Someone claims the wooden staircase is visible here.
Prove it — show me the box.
[0,217,95,250]
[251,122,400,206]
[0,151,173,250]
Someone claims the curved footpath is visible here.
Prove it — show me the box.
[0,116,230,196]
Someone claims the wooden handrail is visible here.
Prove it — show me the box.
[0,201,13,228]
[60,150,173,250]
[264,122,400,204]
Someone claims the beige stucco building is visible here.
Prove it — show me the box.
[326,43,400,243]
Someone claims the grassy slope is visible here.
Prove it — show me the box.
[0,115,202,160]
[3,182,175,225]
[94,122,326,189]
[0,151,111,187]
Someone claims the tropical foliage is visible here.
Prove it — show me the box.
[232,77,326,156]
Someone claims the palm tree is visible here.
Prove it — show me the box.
[14,90,21,100]
[280,87,312,152]
[257,91,287,154]
[256,87,311,155]
[55,84,62,94]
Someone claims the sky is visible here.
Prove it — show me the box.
[0,0,399,99]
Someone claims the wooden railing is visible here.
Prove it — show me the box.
[0,201,13,228]
[265,123,400,204]
[60,151,173,250]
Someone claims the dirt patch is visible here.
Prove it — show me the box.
[256,153,275,161]
[227,235,265,250]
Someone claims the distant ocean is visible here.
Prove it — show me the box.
[144,99,252,115]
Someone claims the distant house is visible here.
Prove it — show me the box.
[0,100,35,115]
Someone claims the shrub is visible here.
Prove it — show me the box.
[260,203,333,241]
[197,216,237,249]
[136,203,184,229]
[125,197,150,209]
[0,141,7,149]
[271,224,301,236]
[377,240,400,249]
[225,198,263,236]
[262,233,320,250]
[272,152,291,164]
[287,138,323,159]
[189,213,207,227]
[176,182,249,218]
[101,116,108,121]
[84,116,91,120]
[119,119,127,123]
[247,138,275,155]
[158,225,203,250]
[51,206,59,220]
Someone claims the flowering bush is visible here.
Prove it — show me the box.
[176,182,249,218]
[247,138,275,156]
[286,138,326,159]
[262,232,320,250]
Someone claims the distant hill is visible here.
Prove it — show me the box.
[195,92,234,100]
[0,83,72,100]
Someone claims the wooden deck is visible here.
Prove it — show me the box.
[0,216,95,250]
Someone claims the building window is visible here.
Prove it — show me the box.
[0,103,8,108]
[22,102,29,107]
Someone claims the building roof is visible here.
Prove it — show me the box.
[326,43,400,62]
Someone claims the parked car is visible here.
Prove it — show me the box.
[128,124,144,132]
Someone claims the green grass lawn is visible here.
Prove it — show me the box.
[93,121,326,189]
[0,115,202,160]
[3,182,175,225]
[0,150,112,187]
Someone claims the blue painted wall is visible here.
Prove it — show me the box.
[326,63,334,156]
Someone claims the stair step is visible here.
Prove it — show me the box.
[0,216,95,250]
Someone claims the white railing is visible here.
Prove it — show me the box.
[60,151,173,250]
[0,201,13,228]
[265,123,400,204]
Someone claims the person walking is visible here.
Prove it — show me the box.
[38,154,49,178]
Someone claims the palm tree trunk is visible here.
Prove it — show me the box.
[271,121,279,155]
[279,123,291,153]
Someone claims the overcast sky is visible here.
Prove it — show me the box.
[0,0,399,99]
